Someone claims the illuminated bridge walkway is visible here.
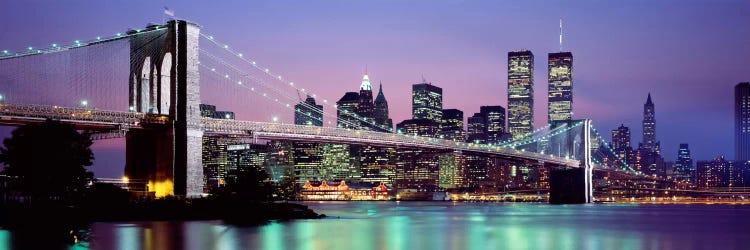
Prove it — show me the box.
[0,18,653,202]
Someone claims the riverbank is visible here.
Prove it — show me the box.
[0,199,324,248]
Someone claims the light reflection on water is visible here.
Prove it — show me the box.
[1,202,748,249]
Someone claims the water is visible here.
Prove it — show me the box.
[2,202,749,249]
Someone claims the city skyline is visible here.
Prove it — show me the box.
[1,1,749,178]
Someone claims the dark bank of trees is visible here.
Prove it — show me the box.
[0,120,320,249]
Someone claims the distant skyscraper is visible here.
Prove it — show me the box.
[639,93,664,176]
[441,109,465,142]
[697,156,732,189]
[466,113,487,143]
[641,93,659,153]
[199,104,237,192]
[294,96,323,126]
[373,82,393,131]
[357,73,376,130]
[547,52,573,124]
[508,50,534,139]
[336,92,360,129]
[293,96,324,183]
[395,119,440,189]
[735,82,750,162]
[412,82,443,124]
[480,106,506,144]
[674,143,694,183]
[611,124,631,158]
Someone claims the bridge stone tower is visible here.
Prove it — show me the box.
[125,20,203,197]
[548,119,594,204]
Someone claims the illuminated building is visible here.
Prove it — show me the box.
[199,104,235,119]
[439,153,465,188]
[226,144,268,183]
[638,94,664,176]
[293,96,324,184]
[299,180,392,201]
[396,119,440,190]
[357,73,375,130]
[547,52,573,124]
[412,82,443,124]
[441,109,465,142]
[611,124,631,159]
[294,96,323,126]
[374,82,394,131]
[266,140,294,183]
[464,154,488,188]
[466,113,486,144]
[199,103,238,192]
[735,82,750,161]
[336,92,360,129]
[508,50,534,139]
[697,156,732,189]
[640,93,659,153]
[480,105,506,144]
[673,144,694,183]
[397,119,439,137]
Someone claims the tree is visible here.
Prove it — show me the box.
[0,120,94,204]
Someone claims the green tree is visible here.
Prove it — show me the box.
[0,120,94,204]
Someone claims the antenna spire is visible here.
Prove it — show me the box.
[559,17,563,51]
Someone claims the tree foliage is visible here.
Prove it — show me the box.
[0,120,94,204]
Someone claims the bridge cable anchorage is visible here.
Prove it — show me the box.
[199,32,395,132]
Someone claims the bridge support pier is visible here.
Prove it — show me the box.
[126,19,203,197]
[549,167,593,204]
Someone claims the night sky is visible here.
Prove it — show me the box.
[1,0,749,178]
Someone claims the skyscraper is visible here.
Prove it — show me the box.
[373,82,393,132]
[611,124,631,158]
[735,82,750,162]
[639,93,664,176]
[294,96,323,126]
[336,92,360,129]
[412,82,443,124]
[466,113,487,144]
[480,105,507,144]
[547,52,573,124]
[357,73,375,130]
[441,109,465,142]
[674,143,694,183]
[293,96,324,183]
[641,93,659,153]
[508,50,534,139]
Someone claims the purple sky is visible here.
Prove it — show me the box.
[1,1,749,178]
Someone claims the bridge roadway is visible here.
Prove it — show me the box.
[0,103,581,167]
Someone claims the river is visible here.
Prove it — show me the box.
[2,202,749,249]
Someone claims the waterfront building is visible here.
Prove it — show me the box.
[508,50,534,139]
[293,96,324,183]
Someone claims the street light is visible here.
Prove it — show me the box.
[80,100,88,108]
[0,94,4,102]
[272,116,279,122]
